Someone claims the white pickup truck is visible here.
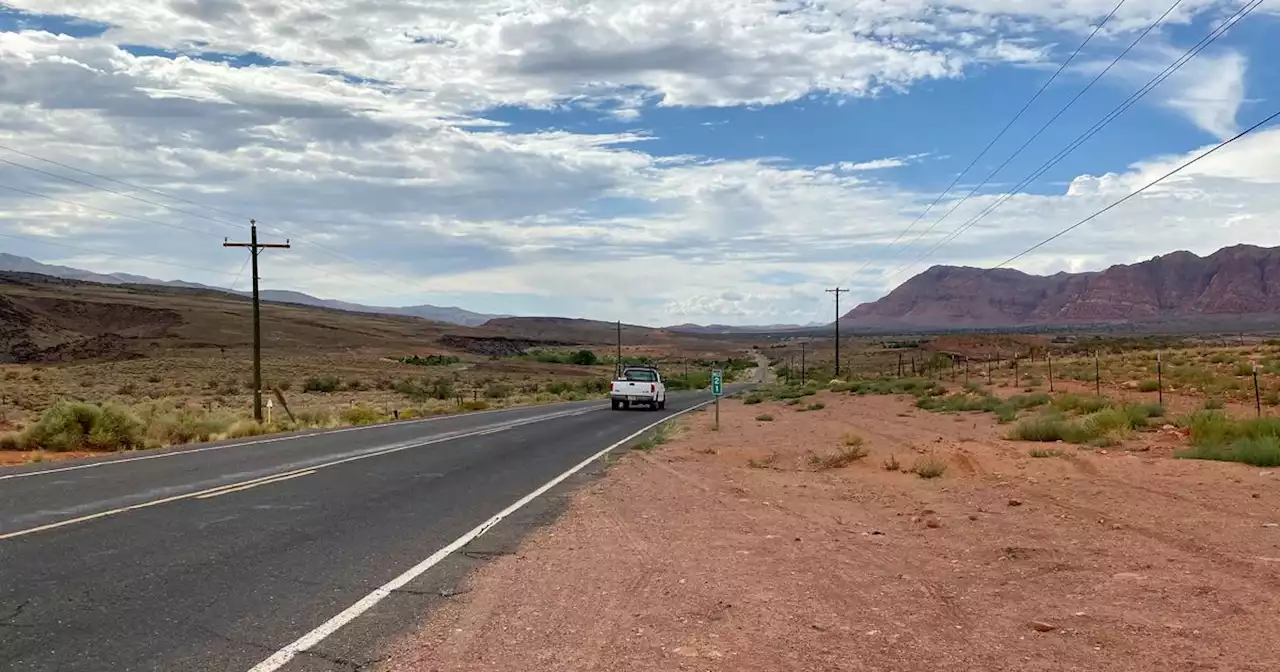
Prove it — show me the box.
[610,366,666,411]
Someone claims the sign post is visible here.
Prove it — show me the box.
[712,369,723,430]
[266,397,274,425]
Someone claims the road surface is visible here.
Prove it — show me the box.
[0,382,752,671]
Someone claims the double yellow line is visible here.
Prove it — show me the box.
[0,468,320,541]
[0,406,598,542]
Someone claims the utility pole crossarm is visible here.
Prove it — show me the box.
[825,287,850,378]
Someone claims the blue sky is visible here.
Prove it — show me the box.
[1,0,1279,325]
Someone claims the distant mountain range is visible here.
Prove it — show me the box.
[664,322,824,334]
[0,253,500,326]
[0,254,819,330]
[844,244,1280,329]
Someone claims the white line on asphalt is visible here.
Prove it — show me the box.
[0,407,599,541]
[244,399,715,672]
[0,401,604,482]
[195,470,317,499]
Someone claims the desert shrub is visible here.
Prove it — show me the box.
[146,410,234,446]
[882,454,901,471]
[743,394,763,405]
[295,409,335,427]
[116,383,137,396]
[1138,380,1160,393]
[910,454,948,479]
[345,379,367,392]
[20,401,144,452]
[484,382,512,399]
[546,380,574,395]
[808,443,868,470]
[341,406,385,426]
[575,378,610,395]
[303,376,341,393]
[1234,362,1256,377]
[1179,435,1280,467]
[1030,449,1062,458]
[1009,416,1070,442]
[569,350,599,366]
[802,402,826,412]
[459,400,490,411]
[1203,397,1226,410]
[146,374,162,384]
[755,413,774,422]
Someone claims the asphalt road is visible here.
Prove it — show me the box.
[0,385,750,671]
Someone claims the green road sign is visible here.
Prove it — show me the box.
[712,369,723,396]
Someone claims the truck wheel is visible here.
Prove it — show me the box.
[611,399,620,410]
[658,399,666,410]
[623,401,631,410]
[649,401,659,411]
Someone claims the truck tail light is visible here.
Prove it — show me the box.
[650,383,656,393]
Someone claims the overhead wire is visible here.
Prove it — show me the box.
[0,154,246,233]
[810,0,1129,323]
[885,0,1264,282]
[992,107,1280,271]
[0,231,245,279]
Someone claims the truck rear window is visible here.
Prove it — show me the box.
[622,369,657,382]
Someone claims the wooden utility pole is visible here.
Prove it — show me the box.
[224,220,290,423]
[800,342,807,386]
[825,287,849,378]
[616,320,622,377]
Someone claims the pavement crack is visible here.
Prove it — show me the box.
[462,549,513,559]
[0,600,31,624]
[300,648,389,671]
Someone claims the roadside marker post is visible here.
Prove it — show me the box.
[266,397,274,425]
[712,369,723,430]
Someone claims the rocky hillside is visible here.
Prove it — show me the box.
[845,244,1280,329]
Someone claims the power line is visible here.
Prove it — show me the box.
[993,107,1280,271]
[823,0,1128,301]
[889,0,1183,266]
[0,143,251,223]
[0,182,221,237]
[0,230,243,278]
[0,154,245,233]
[887,0,1263,281]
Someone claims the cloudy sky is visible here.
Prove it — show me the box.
[0,0,1277,326]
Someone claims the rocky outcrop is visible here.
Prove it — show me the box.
[845,244,1280,329]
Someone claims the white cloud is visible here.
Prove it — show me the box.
[0,0,1273,327]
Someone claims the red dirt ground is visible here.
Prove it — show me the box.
[381,392,1280,672]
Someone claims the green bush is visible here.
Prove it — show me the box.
[484,382,512,399]
[19,401,144,452]
[743,394,763,405]
[303,376,341,393]
[459,400,490,411]
[341,406,385,426]
[569,350,599,366]
[755,413,774,422]
[1179,436,1280,467]
[547,380,574,395]
[1009,416,1071,442]
[1138,380,1160,393]
[910,455,948,479]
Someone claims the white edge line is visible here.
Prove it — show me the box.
[0,401,606,482]
[246,398,715,672]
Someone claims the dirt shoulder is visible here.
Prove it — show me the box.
[380,391,1280,672]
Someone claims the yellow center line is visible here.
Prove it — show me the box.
[195,470,318,499]
[0,406,602,542]
[0,466,318,541]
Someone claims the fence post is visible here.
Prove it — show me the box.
[898,352,903,378]
[1094,352,1101,397]
[1048,352,1054,393]
[911,357,916,376]
[986,358,991,384]
[1255,362,1262,418]
[1157,351,1164,407]
[965,358,970,384]
[1014,358,1019,387]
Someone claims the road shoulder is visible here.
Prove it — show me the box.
[379,390,1280,672]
